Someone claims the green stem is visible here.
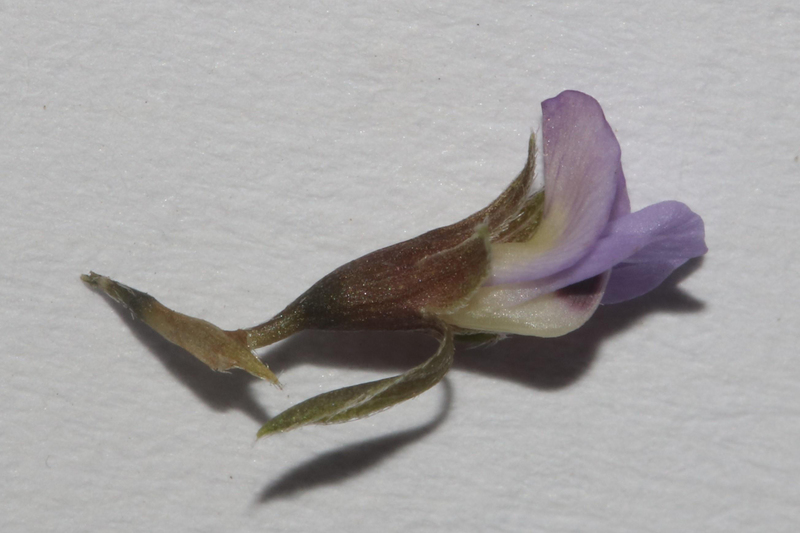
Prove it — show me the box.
[243,306,306,349]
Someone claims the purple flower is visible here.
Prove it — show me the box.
[83,91,707,437]
[443,91,707,337]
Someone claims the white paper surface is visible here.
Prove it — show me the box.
[2,1,799,532]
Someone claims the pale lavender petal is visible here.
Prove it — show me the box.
[602,204,707,304]
[490,91,624,284]
[447,200,705,336]
[554,200,705,298]
[481,201,705,305]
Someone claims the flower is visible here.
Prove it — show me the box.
[83,91,706,438]
[442,90,708,337]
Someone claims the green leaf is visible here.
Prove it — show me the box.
[257,325,454,437]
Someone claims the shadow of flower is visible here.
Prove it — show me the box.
[457,257,706,389]
[90,257,704,493]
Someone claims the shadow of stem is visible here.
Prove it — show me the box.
[256,379,453,504]
[248,259,705,498]
[97,293,271,425]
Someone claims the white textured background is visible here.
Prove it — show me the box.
[2,1,798,532]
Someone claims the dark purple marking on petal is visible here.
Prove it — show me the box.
[556,273,607,311]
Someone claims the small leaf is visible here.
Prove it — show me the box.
[257,325,454,438]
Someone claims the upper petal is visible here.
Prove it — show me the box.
[489,91,624,284]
